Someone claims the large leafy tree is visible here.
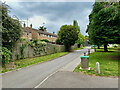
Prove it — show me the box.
[1,3,22,49]
[58,25,78,51]
[86,2,120,51]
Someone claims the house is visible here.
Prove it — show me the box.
[21,27,32,41]
[21,23,58,42]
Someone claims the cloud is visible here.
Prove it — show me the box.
[27,16,47,28]
[6,2,94,35]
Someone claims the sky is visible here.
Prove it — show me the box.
[4,1,95,36]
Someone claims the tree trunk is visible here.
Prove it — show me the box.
[97,45,100,49]
[104,44,108,52]
[78,44,80,48]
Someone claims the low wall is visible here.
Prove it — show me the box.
[12,42,78,60]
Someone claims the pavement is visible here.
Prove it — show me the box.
[38,71,118,88]
[2,46,91,88]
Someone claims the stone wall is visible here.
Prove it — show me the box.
[71,44,78,50]
[12,42,78,60]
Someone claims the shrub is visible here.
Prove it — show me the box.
[41,39,49,42]
[1,47,12,68]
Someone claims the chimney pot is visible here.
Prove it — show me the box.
[24,23,26,28]
[30,24,32,28]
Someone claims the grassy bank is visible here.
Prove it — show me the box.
[2,52,68,73]
[74,47,119,77]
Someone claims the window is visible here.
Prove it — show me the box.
[39,33,41,36]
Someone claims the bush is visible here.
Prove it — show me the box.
[41,39,49,42]
[1,47,12,68]
[56,38,62,45]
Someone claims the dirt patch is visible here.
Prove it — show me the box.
[107,56,120,60]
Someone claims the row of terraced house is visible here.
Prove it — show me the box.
[21,23,58,43]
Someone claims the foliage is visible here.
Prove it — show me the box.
[14,52,68,70]
[29,39,47,56]
[76,33,85,47]
[56,38,63,45]
[53,46,58,53]
[20,44,27,59]
[38,26,46,31]
[1,3,22,47]
[73,20,85,47]
[41,39,49,42]
[86,2,120,51]
[73,20,80,33]
[1,47,12,67]
[2,52,68,73]
[58,25,78,51]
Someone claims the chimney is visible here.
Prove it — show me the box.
[30,24,32,28]
[53,32,55,35]
[24,23,26,28]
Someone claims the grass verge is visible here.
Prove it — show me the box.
[2,52,68,73]
[74,48,119,77]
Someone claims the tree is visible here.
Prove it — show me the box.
[76,33,85,47]
[73,20,80,33]
[2,3,22,49]
[38,26,44,31]
[58,25,78,51]
[73,20,85,47]
[86,2,120,51]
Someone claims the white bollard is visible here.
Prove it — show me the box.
[96,62,100,74]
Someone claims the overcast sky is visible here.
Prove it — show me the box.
[6,1,94,35]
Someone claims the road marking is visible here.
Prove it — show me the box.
[33,53,84,89]
[33,69,59,89]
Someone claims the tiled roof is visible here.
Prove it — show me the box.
[26,27,58,37]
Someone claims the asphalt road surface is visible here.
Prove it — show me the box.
[2,47,90,88]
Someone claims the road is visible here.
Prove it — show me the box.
[2,47,90,88]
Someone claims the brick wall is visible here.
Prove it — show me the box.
[21,31,32,40]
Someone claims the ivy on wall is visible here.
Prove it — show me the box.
[20,44,27,59]
[29,40,47,56]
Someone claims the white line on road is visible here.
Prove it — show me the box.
[33,54,83,89]
[33,69,59,89]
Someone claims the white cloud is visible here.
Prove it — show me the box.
[22,16,47,28]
